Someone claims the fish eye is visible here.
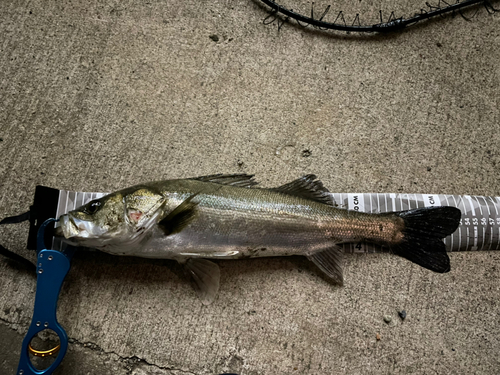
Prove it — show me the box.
[84,201,102,215]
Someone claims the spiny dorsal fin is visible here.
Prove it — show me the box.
[271,174,334,206]
[307,246,344,285]
[189,174,259,188]
[159,193,199,235]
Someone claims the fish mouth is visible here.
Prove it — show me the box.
[59,214,86,239]
[59,214,74,238]
[59,214,108,241]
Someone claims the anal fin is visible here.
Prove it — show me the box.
[184,258,221,305]
[307,246,344,285]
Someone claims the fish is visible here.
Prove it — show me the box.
[58,174,461,304]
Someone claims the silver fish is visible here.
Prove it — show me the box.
[58,174,461,304]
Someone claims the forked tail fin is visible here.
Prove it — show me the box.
[391,206,462,273]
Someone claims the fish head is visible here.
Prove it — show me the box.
[58,187,166,252]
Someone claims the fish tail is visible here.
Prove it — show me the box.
[390,206,461,273]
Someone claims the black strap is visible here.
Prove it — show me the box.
[0,244,36,273]
[0,211,30,225]
[0,211,36,274]
[1,185,61,274]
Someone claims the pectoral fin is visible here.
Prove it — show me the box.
[184,259,221,305]
[307,246,344,285]
[159,194,199,235]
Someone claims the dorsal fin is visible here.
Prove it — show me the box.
[189,174,258,188]
[271,175,334,206]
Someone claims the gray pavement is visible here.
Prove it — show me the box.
[1,1,499,374]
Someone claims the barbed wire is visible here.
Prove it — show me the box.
[258,0,499,33]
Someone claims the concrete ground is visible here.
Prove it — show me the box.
[1,0,499,374]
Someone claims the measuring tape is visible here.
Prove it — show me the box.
[331,193,500,253]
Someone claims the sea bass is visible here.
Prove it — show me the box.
[58,174,461,304]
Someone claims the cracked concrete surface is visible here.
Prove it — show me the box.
[1,321,195,375]
[1,0,500,374]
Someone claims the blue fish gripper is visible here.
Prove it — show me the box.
[16,218,75,375]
